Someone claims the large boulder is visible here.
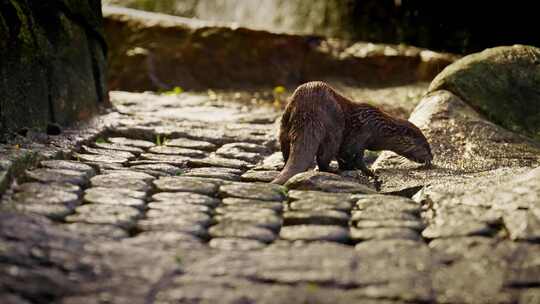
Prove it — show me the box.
[0,0,107,136]
[429,45,540,141]
[372,90,540,194]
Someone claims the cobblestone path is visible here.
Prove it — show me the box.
[1,91,539,304]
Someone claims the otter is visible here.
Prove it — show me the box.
[271,81,432,185]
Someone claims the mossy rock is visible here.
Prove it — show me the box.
[428,45,540,141]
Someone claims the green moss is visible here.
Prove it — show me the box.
[0,14,8,46]
[9,0,34,46]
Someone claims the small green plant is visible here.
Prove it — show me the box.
[155,134,162,146]
[277,186,289,197]
[272,85,287,107]
[174,254,183,265]
[95,137,107,144]
[162,86,184,96]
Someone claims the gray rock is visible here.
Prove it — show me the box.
[215,146,262,163]
[254,152,285,171]
[189,156,252,170]
[148,146,207,158]
[221,198,284,212]
[25,168,88,186]
[355,195,421,215]
[288,190,355,202]
[285,171,377,194]
[151,191,220,207]
[122,231,204,251]
[372,90,540,194]
[283,210,349,226]
[82,145,136,160]
[147,202,212,214]
[62,223,129,240]
[209,238,267,251]
[154,176,220,196]
[354,219,425,231]
[3,202,74,221]
[12,189,80,206]
[15,182,81,195]
[350,227,421,242]
[137,217,208,237]
[84,187,147,210]
[429,45,540,141]
[351,210,419,222]
[219,142,269,154]
[503,210,540,242]
[83,161,127,172]
[129,163,184,177]
[92,142,144,155]
[66,204,142,229]
[139,153,190,166]
[165,137,217,151]
[289,199,353,212]
[90,171,153,192]
[144,212,213,227]
[74,153,128,164]
[40,160,96,177]
[185,167,241,181]
[209,223,277,243]
[219,182,287,201]
[215,211,282,231]
[355,239,425,252]
[279,225,350,243]
[108,137,156,148]
[240,170,280,182]
[422,220,496,239]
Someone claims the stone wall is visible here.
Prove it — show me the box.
[102,0,540,54]
[103,6,456,92]
[0,0,107,137]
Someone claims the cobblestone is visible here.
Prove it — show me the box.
[129,163,183,177]
[108,137,156,148]
[240,170,280,182]
[184,167,242,181]
[92,142,145,155]
[222,198,284,212]
[84,187,147,210]
[151,191,220,207]
[209,223,277,243]
[283,210,349,226]
[148,145,207,158]
[81,145,136,160]
[66,204,142,229]
[15,182,81,194]
[74,153,128,164]
[279,225,351,243]
[165,137,217,151]
[219,182,287,201]
[209,237,267,251]
[90,171,153,192]
[25,168,89,186]
[3,81,540,302]
[154,176,220,196]
[40,160,96,178]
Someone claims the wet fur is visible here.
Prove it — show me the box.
[271,81,432,185]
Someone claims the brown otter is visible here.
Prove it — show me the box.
[271,81,432,185]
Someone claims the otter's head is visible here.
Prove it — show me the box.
[387,121,433,165]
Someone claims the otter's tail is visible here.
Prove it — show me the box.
[271,126,322,185]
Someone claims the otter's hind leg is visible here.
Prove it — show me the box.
[317,132,342,172]
[278,111,291,164]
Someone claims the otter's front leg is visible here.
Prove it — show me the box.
[352,151,375,178]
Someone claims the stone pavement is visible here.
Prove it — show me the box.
[1,90,539,304]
